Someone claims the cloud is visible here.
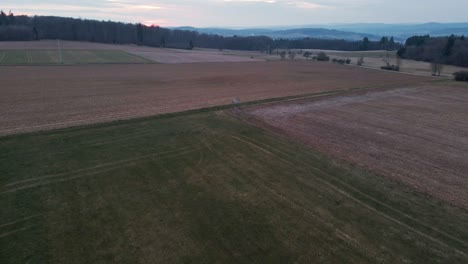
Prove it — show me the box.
[222,0,326,8]
[105,0,165,10]
[3,0,468,27]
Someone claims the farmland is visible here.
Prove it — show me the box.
[0,50,151,65]
[0,61,429,136]
[285,49,468,77]
[244,82,468,210]
[1,110,468,263]
[1,40,468,263]
[0,40,265,64]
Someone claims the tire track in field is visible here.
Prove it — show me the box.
[0,225,37,239]
[221,142,361,248]
[186,132,360,250]
[229,134,467,257]
[2,146,197,193]
[0,51,5,63]
[0,128,170,161]
[0,214,41,228]
[2,149,197,194]
[238,133,468,247]
[27,51,32,64]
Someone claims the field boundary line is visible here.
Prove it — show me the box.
[229,134,467,256]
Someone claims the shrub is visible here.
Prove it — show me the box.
[380,65,400,71]
[345,59,351,64]
[279,51,286,60]
[316,52,330,61]
[331,59,346,65]
[453,71,468,81]
[303,51,312,59]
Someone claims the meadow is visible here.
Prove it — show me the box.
[1,111,467,263]
[1,40,467,263]
[0,50,151,65]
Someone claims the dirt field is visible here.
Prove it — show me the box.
[0,50,151,65]
[2,111,467,263]
[128,50,261,64]
[336,56,467,78]
[0,40,266,64]
[0,40,165,51]
[244,83,468,209]
[0,61,431,136]
[276,49,468,77]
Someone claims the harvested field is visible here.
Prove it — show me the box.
[1,111,467,263]
[0,61,430,135]
[0,40,159,51]
[0,40,266,64]
[244,83,468,209]
[0,50,150,65]
[280,49,468,77]
[128,50,260,64]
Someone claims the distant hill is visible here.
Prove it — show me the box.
[324,23,468,39]
[174,23,468,41]
[172,27,380,41]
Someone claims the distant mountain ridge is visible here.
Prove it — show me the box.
[173,23,468,41]
[172,27,381,41]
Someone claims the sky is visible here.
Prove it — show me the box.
[2,0,468,27]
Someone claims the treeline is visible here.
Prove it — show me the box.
[398,35,468,67]
[0,11,398,52]
[274,36,399,51]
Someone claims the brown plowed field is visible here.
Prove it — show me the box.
[0,61,429,135]
[0,40,164,51]
[0,40,265,63]
[128,50,261,63]
[245,84,468,209]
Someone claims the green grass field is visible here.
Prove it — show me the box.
[0,50,152,65]
[1,111,467,263]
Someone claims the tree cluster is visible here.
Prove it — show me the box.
[453,71,468,82]
[1,12,401,52]
[398,35,468,67]
[273,37,400,51]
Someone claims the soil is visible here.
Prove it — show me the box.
[0,61,429,136]
[244,84,468,209]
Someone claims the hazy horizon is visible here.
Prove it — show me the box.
[3,0,468,28]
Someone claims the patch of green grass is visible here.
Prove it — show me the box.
[0,50,29,64]
[1,111,467,263]
[328,50,397,58]
[0,50,151,65]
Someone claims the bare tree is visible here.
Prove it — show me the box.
[280,51,286,60]
[396,56,402,69]
[357,56,364,66]
[430,62,443,76]
[303,51,312,59]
